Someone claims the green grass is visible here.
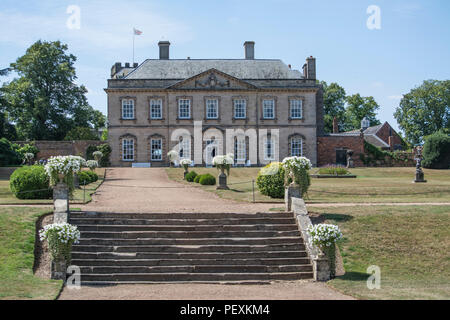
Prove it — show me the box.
[0,168,106,205]
[0,207,63,300]
[307,205,450,300]
[166,167,450,204]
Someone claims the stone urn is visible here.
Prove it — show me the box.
[217,167,229,190]
[183,166,189,179]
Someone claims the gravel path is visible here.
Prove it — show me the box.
[58,168,355,300]
[78,168,277,213]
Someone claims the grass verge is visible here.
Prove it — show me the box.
[0,207,63,300]
[166,167,450,204]
[307,205,450,300]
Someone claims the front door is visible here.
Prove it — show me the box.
[336,149,347,166]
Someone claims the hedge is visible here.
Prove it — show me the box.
[199,173,216,185]
[185,171,198,182]
[256,162,285,198]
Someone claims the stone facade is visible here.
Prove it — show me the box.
[107,41,323,167]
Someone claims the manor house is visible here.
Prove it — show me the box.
[106,41,324,167]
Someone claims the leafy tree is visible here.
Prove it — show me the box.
[2,40,98,140]
[422,130,450,169]
[394,80,450,145]
[321,81,347,133]
[64,127,99,141]
[101,128,108,141]
[92,110,106,130]
[0,138,21,166]
[344,94,381,131]
[0,68,17,140]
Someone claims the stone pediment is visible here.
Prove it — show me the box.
[167,68,257,90]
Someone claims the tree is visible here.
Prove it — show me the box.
[2,40,98,140]
[321,81,346,133]
[64,127,99,141]
[422,130,450,169]
[344,94,381,131]
[91,110,106,130]
[0,68,17,140]
[394,80,450,145]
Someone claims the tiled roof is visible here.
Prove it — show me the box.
[364,134,390,148]
[125,59,303,80]
[347,123,384,135]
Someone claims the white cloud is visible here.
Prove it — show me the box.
[388,95,403,100]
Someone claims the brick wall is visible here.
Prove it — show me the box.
[14,141,105,160]
[317,135,365,167]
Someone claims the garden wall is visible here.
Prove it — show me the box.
[317,135,365,167]
[14,140,104,160]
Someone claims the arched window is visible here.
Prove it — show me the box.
[179,136,191,160]
[122,138,135,161]
[234,136,246,163]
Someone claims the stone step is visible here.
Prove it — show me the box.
[77,265,313,274]
[72,243,305,253]
[71,217,296,226]
[77,272,313,282]
[77,229,301,238]
[70,221,298,231]
[76,236,303,246]
[71,212,293,220]
[71,250,308,260]
[71,257,312,267]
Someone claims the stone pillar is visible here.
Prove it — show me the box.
[285,184,301,212]
[53,183,69,223]
[51,260,67,280]
[314,255,331,281]
[74,173,80,188]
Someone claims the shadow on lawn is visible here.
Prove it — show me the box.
[335,271,369,282]
[309,212,353,224]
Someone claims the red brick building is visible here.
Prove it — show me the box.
[317,118,404,167]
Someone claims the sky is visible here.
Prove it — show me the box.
[0,0,449,133]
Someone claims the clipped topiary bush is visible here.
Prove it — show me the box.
[422,131,450,169]
[185,171,197,182]
[256,162,285,198]
[199,173,216,185]
[9,165,52,199]
[194,174,202,183]
[78,170,98,185]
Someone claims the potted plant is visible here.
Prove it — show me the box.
[39,223,81,280]
[180,158,192,178]
[307,223,343,278]
[281,156,312,198]
[86,160,98,171]
[44,155,84,193]
[212,154,233,189]
[92,151,103,167]
[167,150,178,167]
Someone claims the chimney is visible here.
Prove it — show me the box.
[333,117,339,133]
[158,41,170,60]
[244,41,255,59]
[125,62,130,68]
[305,56,316,80]
[388,136,394,151]
[111,62,122,78]
[133,62,138,68]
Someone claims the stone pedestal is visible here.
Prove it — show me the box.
[183,171,188,179]
[74,173,80,188]
[314,255,331,281]
[285,184,301,212]
[51,260,67,281]
[217,171,229,190]
[53,183,69,223]
[414,168,427,183]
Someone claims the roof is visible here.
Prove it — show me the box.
[125,59,303,80]
[347,123,384,135]
[364,134,390,148]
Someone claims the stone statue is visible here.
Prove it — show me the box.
[346,149,354,168]
[413,146,427,183]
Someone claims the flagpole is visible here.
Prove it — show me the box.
[132,30,135,65]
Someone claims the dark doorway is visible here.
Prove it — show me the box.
[336,149,347,166]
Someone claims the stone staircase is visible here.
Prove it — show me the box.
[69,211,313,284]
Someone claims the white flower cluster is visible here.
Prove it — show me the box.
[92,151,103,158]
[167,150,178,160]
[86,160,98,170]
[180,158,192,166]
[23,152,34,160]
[307,223,343,248]
[44,155,84,176]
[39,223,81,244]
[282,156,312,170]
[212,154,233,166]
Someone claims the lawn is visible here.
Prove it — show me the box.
[0,168,106,205]
[166,167,450,204]
[0,207,62,300]
[307,205,450,300]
